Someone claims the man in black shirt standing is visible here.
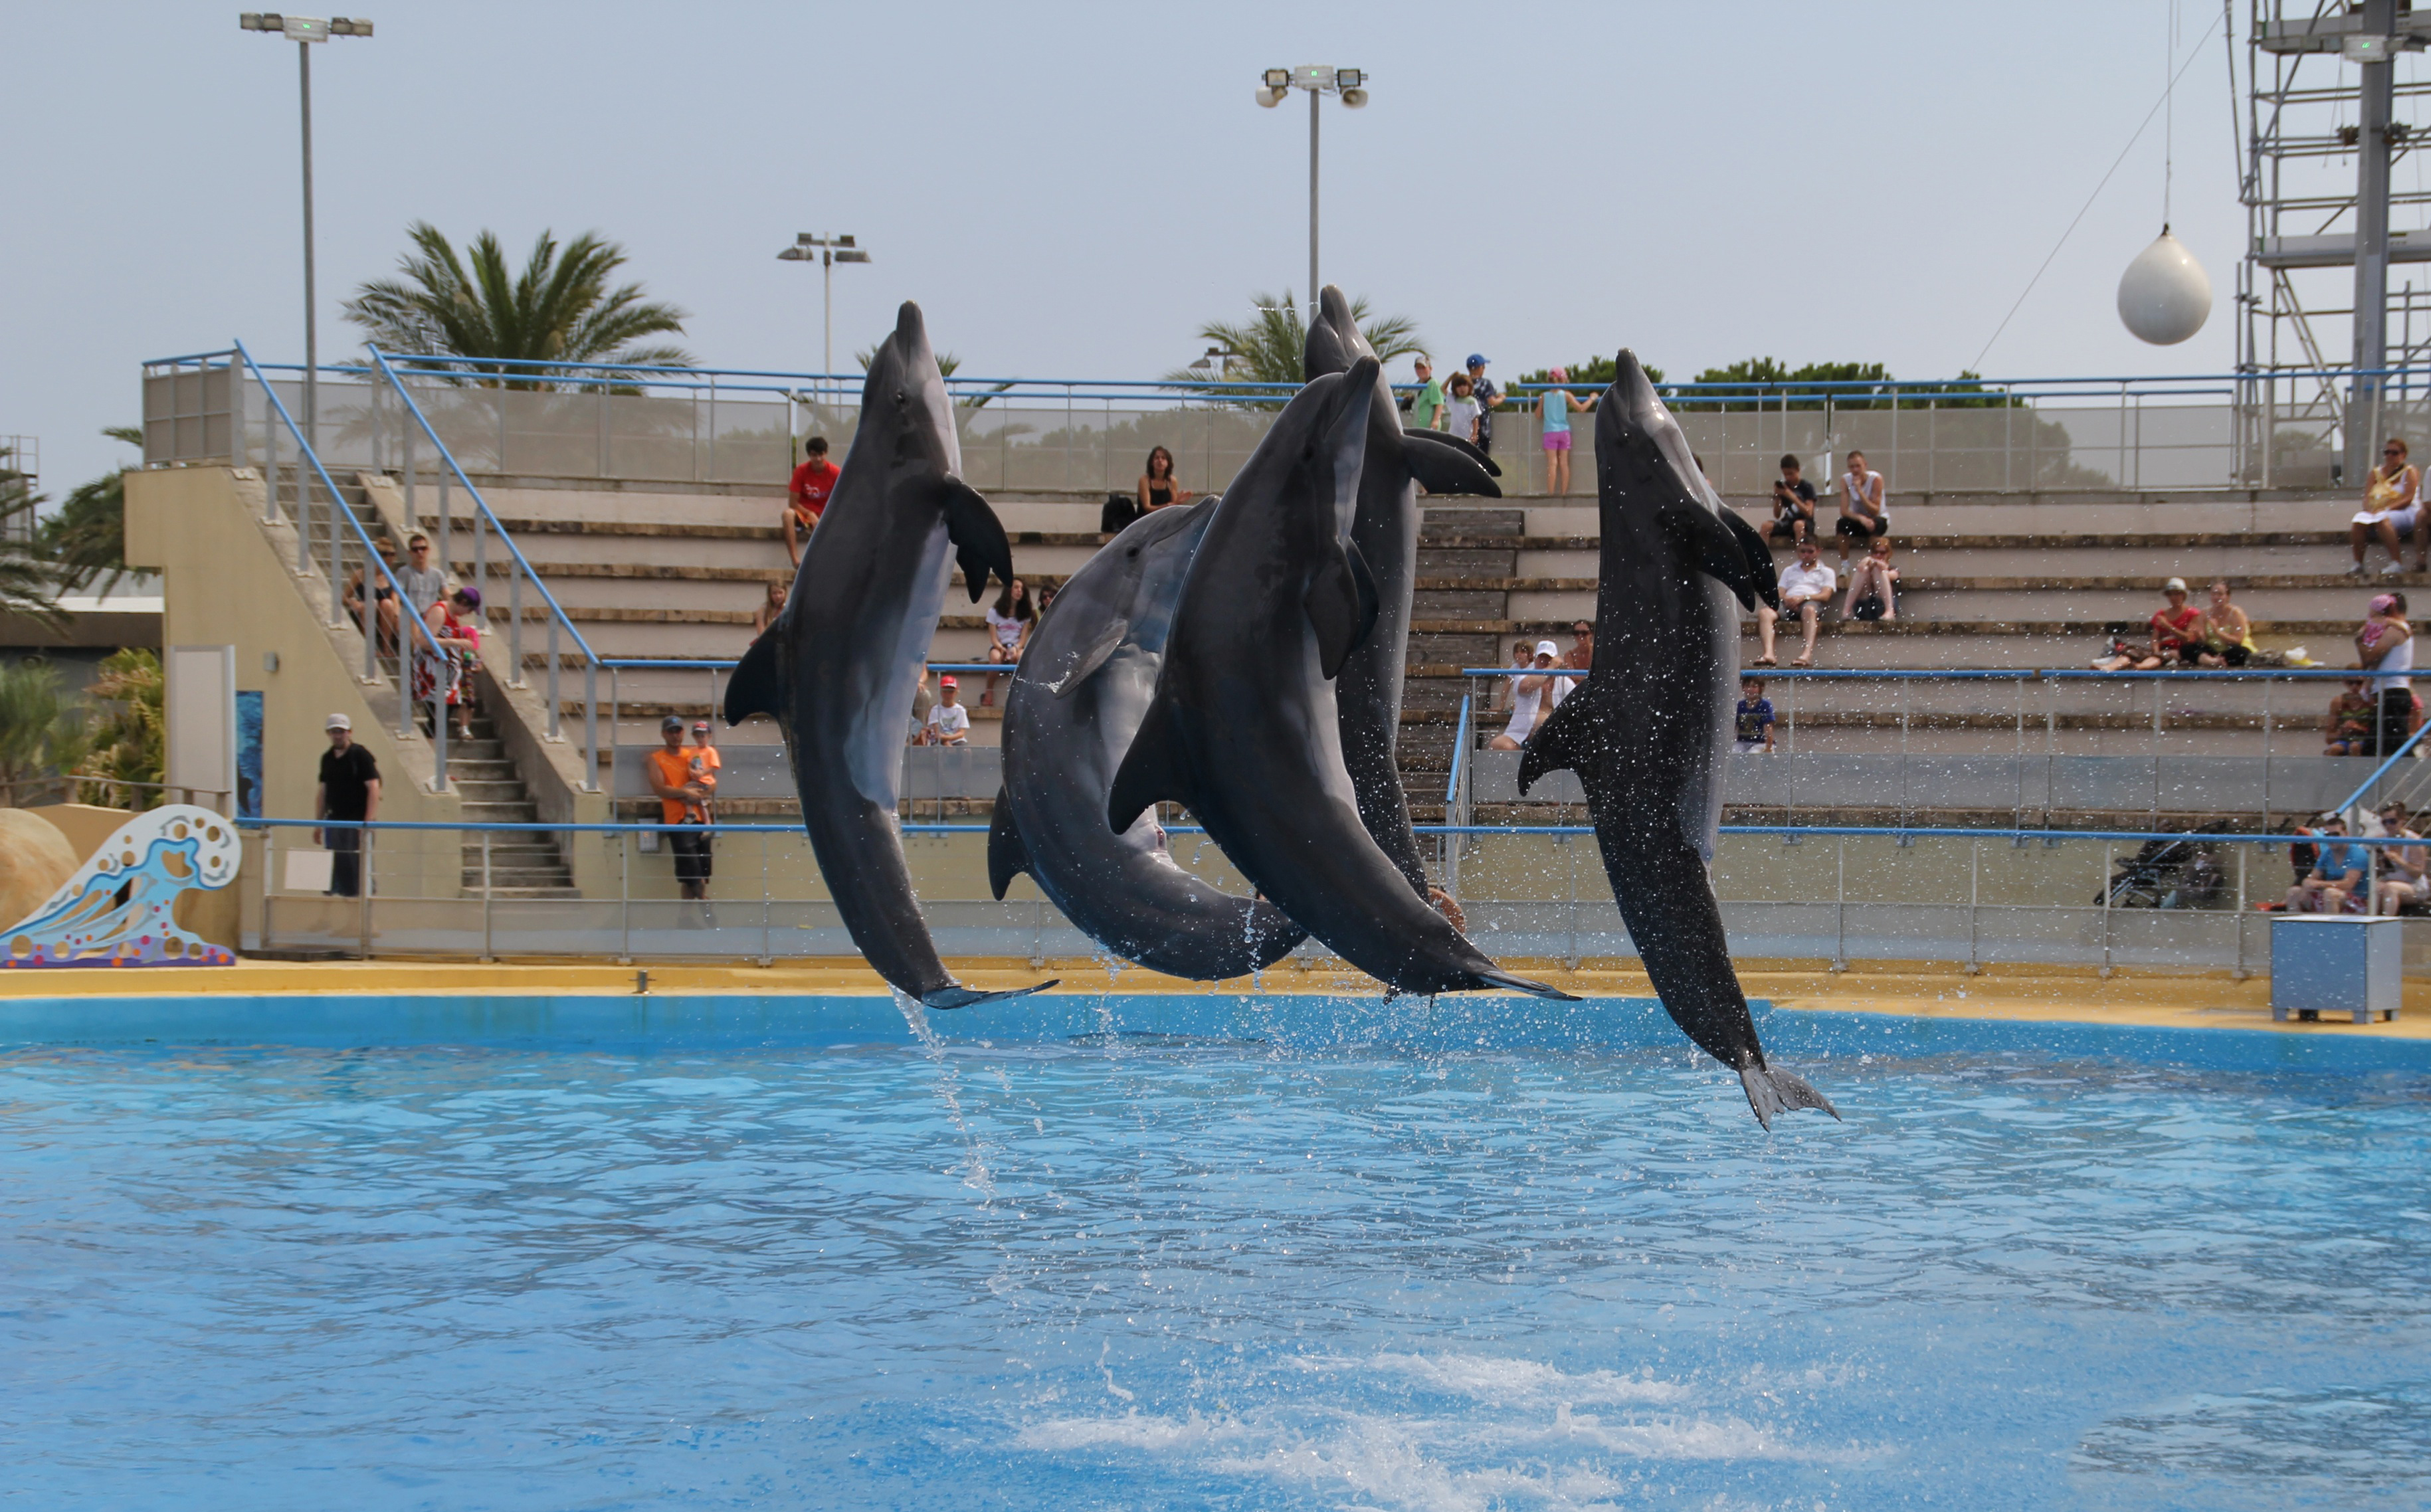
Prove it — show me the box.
[315,713,381,897]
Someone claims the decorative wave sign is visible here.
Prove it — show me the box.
[3,806,240,969]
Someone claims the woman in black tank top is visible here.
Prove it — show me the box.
[1137,446,1193,514]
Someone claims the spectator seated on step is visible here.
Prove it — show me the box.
[1489,642,1564,751]
[1733,676,1776,754]
[2284,814,2369,915]
[2195,581,2256,668]
[752,579,786,641]
[343,539,405,656]
[785,436,840,570]
[2373,802,2430,915]
[396,532,448,622]
[1764,454,1817,548]
[2325,676,2377,756]
[920,676,971,746]
[2348,436,2422,578]
[1840,535,1899,622]
[1561,620,1593,688]
[2091,577,2199,670]
[1494,639,1532,712]
[1755,537,1835,667]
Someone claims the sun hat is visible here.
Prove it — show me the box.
[326,712,351,731]
[661,715,685,732]
[1534,639,1559,658]
[2163,577,2188,593]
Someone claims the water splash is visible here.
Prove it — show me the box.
[894,987,996,1200]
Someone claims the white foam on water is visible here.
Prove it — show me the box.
[1014,1350,1876,1510]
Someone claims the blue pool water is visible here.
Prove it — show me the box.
[4,993,2429,1509]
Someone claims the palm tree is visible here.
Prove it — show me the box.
[1161,290,1424,401]
[36,426,144,597]
[0,444,63,630]
[0,659,90,804]
[343,221,692,389]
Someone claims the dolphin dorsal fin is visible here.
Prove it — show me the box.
[1108,700,1194,834]
[987,789,1029,899]
[1401,431,1503,498]
[724,630,785,727]
[1517,690,1593,794]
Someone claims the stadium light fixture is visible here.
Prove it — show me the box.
[777,234,876,399]
[1254,66,1369,315]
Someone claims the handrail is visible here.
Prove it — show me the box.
[1445,694,1472,805]
[232,340,462,791]
[1458,666,2381,680]
[2332,715,2431,814]
[243,815,2416,846]
[365,344,606,791]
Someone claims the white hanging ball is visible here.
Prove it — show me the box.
[2117,229,2213,345]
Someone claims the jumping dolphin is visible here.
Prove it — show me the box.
[1109,357,1572,1002]
[1517,350,1837,1127]
[724,300,1054,1010]
[1301,285,1503,897]
[988,499,1307,977]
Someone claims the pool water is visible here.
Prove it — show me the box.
[4,998,2428,1509]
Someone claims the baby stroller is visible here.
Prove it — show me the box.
[2098,838,2225,909]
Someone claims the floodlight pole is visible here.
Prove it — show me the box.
[241,15,374,451]
[1308,86,1320,320]
[2353,0,2398,484]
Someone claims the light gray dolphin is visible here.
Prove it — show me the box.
[1109,357,1572,1002]
[725,300,1054,1010]
[1302,285,1503,897]
[987,498,1307,978]
[1518,350,1837,1127]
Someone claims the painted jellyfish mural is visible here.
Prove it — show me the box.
[2,805,240,969]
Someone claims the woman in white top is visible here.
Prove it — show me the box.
[1835,449,1888,565]
[980,577,1036,706]
[2359,591,2416,756]
[1489,641,1565,749]
[2349,436,2422,577]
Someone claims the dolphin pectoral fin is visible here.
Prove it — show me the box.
[933,474,1015,603]
[1401,431,1504,498]
[1662,498,1760,611]
[987,789,1028,900]
[723,631,785,725]
[1108,702,1192,832]
[1517,694,1592,795]
[1306,541,1381,679]
[923,979,1061,1011]
[1049,618,1129,698]
[1476,967,1581,1001]
[1737,1061,1842,1130]
[1410,426,1501,478]
[1717,506,1782,611]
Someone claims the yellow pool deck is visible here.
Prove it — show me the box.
[1,957,2424,1040]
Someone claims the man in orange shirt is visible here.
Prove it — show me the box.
[646,714,716,904]
[785,435,842,569]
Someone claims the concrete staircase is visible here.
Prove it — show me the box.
[444,706,577,896]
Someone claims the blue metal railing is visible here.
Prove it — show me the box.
[364,345,607,791]
[1444,694,1472,806]
[233,341,465,789]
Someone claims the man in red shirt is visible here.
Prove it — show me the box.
[785,436,842,568]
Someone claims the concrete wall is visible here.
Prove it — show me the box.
[125,464,473,927]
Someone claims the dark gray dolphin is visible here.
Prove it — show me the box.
[1517,350,1836,1127]
[1109,357,1571,1002]
[724,300,1054,1010]
[987,498,1306,977]
[1302,284,1502,897]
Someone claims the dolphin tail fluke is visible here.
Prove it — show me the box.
[1737,1061,1842,1131]
[1474,967,1581,1001]
[987,789,1028,900]
[724,631,783,725]
[1517,694,1593,795]
[934,475,1015,603]
[1402,430,1503,498]
[1108,702,1193,833]
[923,979,1061,1012]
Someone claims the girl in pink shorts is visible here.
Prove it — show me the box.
[1538,367,1597,495]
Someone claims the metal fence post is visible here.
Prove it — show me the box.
[1832,834,1847,971]
[583,660,597,789]
[509,566,525,689]
[762,830,775,967]
[480,828,495,962]
[618,830,632,965]
[1966,836,1981,973]
[326,457,341,624]
[357,823,373,958]
[2100,840,2115,978]
[2233,842,2250,979]
[546,611,561,738]
[2262,675,2274,830]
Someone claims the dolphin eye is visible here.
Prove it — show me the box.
[893,389,906,405]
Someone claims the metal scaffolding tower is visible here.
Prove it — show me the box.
[2242,0,2431,484]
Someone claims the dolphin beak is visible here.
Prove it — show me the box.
[1614,349,1663,427]
[894,300,928,356]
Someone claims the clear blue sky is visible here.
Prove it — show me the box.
[0,0,2295,495]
